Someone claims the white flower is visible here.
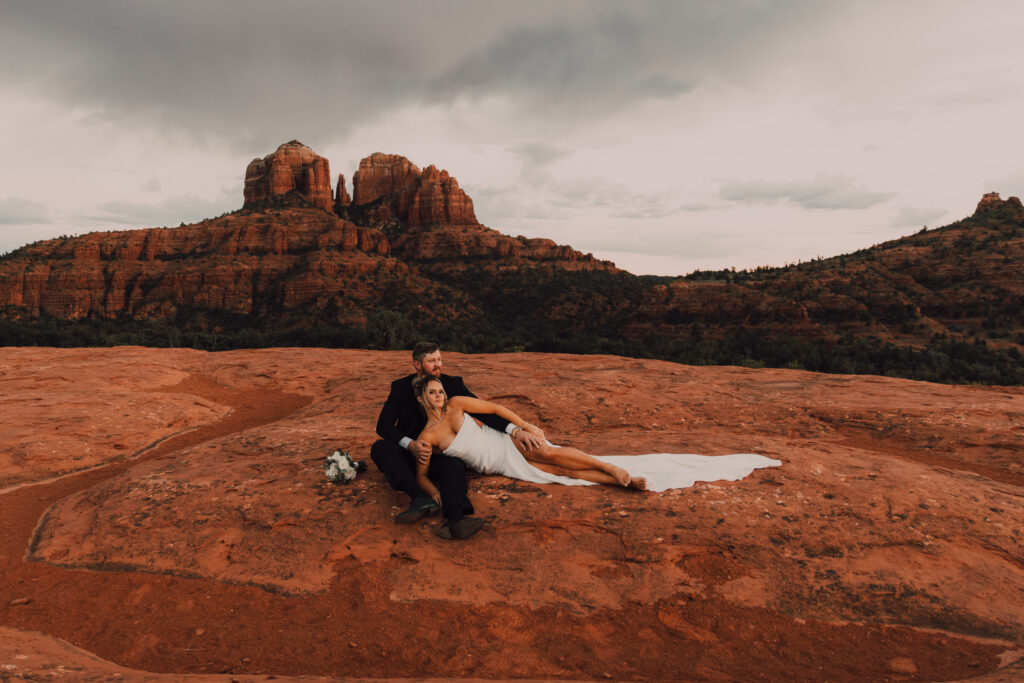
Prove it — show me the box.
[325,449,361,483]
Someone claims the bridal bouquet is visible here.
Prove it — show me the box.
[325,449,365,483]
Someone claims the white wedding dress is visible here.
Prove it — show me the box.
[443,416,781,492]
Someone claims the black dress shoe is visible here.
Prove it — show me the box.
[394,497,440,524]
[435,516,484,540]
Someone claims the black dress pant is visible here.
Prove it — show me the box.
[370,439,474,521]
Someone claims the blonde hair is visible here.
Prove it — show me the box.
[412,375,447,414]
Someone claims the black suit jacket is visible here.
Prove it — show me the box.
[376,373,512,446]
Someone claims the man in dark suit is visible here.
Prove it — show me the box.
[372,341,544,539]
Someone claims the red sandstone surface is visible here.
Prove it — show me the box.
[2,347,1023,681]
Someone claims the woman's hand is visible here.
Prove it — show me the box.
[513,423,546,451]
[523,423,546,440]
[410,438,432,464]
[430,490,442,506]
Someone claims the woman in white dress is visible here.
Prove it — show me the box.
[413,376,783,503]
[413,376,647,502]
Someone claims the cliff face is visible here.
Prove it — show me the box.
[350,152,421,216]
[243,141,334,213]
[0,142,611,325]
[0,209,399,321]
[350,153,478,226]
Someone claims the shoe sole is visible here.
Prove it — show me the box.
[434,516,484,540]
[395,504,440,524]
[451,516,484,539]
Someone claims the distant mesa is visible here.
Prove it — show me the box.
[244,142,478,228]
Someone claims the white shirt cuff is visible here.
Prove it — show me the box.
[505,423,518,435]
[399,437,412,450]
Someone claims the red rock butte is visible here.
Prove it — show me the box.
[976,190,1024,219]
[243,142,478,227]
[0,140,610,322]
[243,140,334,213]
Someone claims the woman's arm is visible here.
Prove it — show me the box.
[448,396,543,436]
[415,454,441,505]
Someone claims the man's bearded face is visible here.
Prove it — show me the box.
[414,350,443,378]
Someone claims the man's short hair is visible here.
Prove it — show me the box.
[412,341,439,362]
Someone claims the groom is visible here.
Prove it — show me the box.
[372,341,544,540]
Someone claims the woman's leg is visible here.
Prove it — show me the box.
[524,444,646,490]
[528,461,622,486]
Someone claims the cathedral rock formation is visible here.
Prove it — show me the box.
[406,165,477,227]
[238,144,483,228]
[350,153,478,226]
[0,141,612,324]
[243,140,334,213]
[351,152,420,211]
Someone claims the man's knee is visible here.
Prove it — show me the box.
[371,440,412,477]
[371,440,401,467]
[430,453,466,479]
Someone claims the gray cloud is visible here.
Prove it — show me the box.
[503,142,683,219]
[719,175,894,210]
[0,1,827,152]
[889,205,947,228]
[427,2,828,113]
[510,142,572,177]
[984,168,1024,199]
[476,170,682,222]
[72,193,235,229]
[428,21,696,113]
[581,224,754,263]
[0,197,51,225]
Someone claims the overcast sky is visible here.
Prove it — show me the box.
[2,1,1023,275]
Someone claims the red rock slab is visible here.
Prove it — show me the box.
[1,625,495,681]
[0,625,343,681]
[0,347,230,489]
[4,348,1024,680]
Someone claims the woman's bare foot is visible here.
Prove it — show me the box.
[628,476,647,491]
[608,465,631,488]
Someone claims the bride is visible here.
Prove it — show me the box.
[412,376,781,503]
[413,376,647,499]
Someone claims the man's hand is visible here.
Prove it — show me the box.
[512,425,546,452]
[408,439,433,464]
